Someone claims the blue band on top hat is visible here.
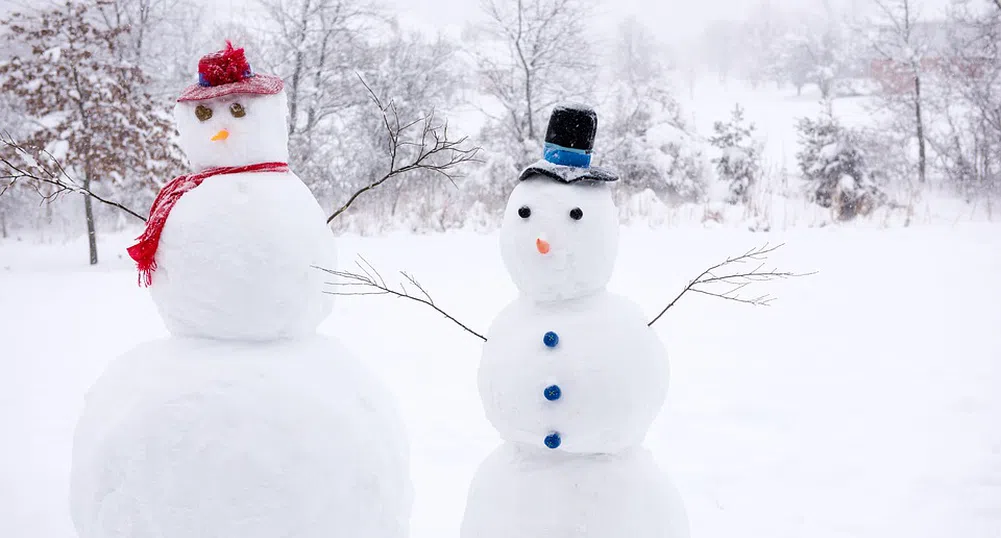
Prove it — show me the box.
[544,142,591,168]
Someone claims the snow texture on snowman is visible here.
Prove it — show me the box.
[69,42,412,538]
[461,105,689,538]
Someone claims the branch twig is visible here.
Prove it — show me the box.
[648,243,815,327]
[315,255,487,342]
[0,133,147,222]
[326,74,481,224]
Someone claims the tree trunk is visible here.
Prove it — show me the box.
[1,210,7,239]
[83,173,98,265]
[287,0,312,136]
[914,74,927,184]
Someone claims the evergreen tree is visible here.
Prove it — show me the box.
[709,104,761,205]
[796,105,884,220]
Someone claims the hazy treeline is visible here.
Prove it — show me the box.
[1,0,999,249]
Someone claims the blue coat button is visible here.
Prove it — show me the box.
[544,385,562,401]
[544,432,562,449]
[543,331,559,348]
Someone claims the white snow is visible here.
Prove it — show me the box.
[461,443,689,537]
[173,91,290,171]
[70,335,412,538]
[500,177,619,302]
[2,224,1001,538]
[149,170,336,340]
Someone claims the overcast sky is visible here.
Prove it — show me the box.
[377,0,955,45]
[0,0,957,47]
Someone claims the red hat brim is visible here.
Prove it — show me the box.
[177,73,284,102]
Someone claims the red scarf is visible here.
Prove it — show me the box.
[127,161,290,286]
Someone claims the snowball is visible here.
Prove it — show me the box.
[460,443,689,538]
[500,177,619,303]
[479,292,669,454]
[174,91,290,171]
[70,335,412,538]
[148,170,336,340]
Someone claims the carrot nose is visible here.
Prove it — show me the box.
[536,238,551,255]
[211,129,229,141]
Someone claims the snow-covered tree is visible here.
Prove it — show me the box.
[796,104,884,220]
[865,0,932,184]
[0,0,182,264]
[709,104,761,205]
[255,0,377,195]
[600,17,708,202]
[773,16,853,98]
[930,0,1001,199]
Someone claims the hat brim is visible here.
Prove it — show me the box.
[177,73,284,102]
[518,159,618,183]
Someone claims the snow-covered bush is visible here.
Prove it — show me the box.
[796,107,884,221]
[601,86,709,203]
[709,104,761,205]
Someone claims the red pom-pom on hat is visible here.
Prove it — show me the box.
[177,40,284,103]
[198,40,252,87]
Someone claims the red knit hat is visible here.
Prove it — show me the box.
[177,41,284,102]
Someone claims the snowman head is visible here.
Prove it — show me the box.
[501,176,619,302]
[173,41,289,171]
[500,105,620,302]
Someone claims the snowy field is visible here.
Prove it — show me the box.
[2,224,1000,537]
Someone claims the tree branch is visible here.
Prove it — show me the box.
[326,74,481,224]
[315,255,487,342]
[647,243,815,327]
[0,133,147,222]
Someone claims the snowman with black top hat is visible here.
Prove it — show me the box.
[459,105,690,537]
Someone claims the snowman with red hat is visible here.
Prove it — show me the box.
[69,42,412,538]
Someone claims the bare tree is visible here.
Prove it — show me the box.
[867,0,930,184]
[326,77,480,223]
[257,0,376,148]
[471,0,597,153]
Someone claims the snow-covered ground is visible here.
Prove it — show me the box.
[2,224,1000,537]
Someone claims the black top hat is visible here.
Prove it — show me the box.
[518,103,618,183]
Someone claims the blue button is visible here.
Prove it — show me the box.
[544,385,562,401]
[544,432,562,449]
[543,331,559,348]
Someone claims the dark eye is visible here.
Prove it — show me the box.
[195,104,212,122]
[569,207,583,220]
[518,206,531,219]
[230,103,246,118]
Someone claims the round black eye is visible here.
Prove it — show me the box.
[518,206,531,219]
[195,104,212,122]
[230,103,246,118]
[569,207,583,220]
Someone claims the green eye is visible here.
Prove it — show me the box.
[230,103,246,118]
[195,104,212,122]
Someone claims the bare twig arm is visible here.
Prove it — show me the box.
[1,133,147,222]
[314,256,488,342]
[326,75,481,224]
[647,243,815,327]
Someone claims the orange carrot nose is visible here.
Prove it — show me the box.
[211,129,229,141]
[536,238,551,254]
